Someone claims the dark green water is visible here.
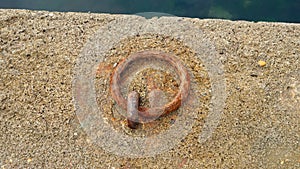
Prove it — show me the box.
[1,0,299,23]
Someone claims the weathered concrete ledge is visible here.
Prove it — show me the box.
[0,9,299,168]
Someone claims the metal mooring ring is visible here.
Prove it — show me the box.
[110,50,190,128]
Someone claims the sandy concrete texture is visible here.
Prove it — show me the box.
[0,9,299,168]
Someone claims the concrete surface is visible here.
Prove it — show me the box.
[0,9,299,168]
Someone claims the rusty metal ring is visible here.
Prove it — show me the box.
[110,50,190,123]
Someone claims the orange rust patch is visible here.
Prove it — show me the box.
[96,62,112,76]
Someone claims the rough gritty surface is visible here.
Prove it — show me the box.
[0,9,299,168]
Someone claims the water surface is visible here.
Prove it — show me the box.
[0,0,299,22]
